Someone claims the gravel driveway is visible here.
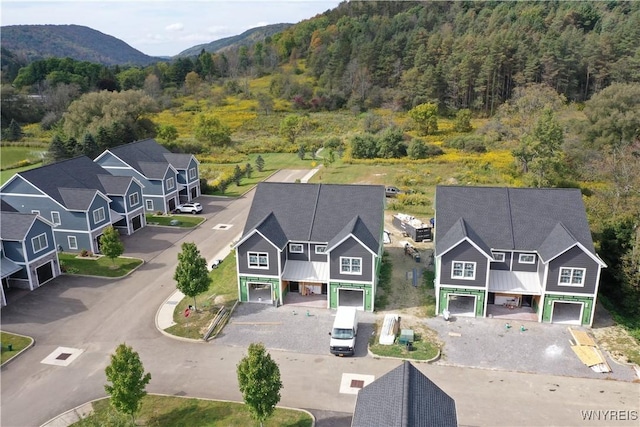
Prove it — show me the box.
[214,303,376,357]
[424,315,638,381]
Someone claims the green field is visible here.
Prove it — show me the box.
[0,146,47,184]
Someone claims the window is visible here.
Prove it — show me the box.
[492,252,505,262]
[166,177,175,190]
[51,211,61,225]
[519,254,536,264]
[93,207,105,223]
[315,245,327,254]
[129,192,140,207]
[559,267,585,286]
[340,257,362,274]
[31,210,40,215]
[189,168,197,180]
[145,200,154,211]
[289,243,303,253]
[452,261,476,280]
[68,236,78,250]
[248,252,268,269]
[32,233,48,253]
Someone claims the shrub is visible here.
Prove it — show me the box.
[444,135,487,153]
[80,249,89,257]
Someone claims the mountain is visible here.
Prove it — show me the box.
[176,23,292,57]
[0,25,162,66]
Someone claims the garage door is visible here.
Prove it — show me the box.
[447,295,476,317]
[551,301,583,325]
[36,262,54,286]
[338,289,364,309]
[132,215,142,231]
[168,198,176,211]
[191,187,197,198]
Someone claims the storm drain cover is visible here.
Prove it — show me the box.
[41,346,84,367]
[212,224,233,230]
[340,373,375,394]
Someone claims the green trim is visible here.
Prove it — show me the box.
[438,287,485,317]
[238,276,280,302]
[542,294,594,325]
[329,282,373,311]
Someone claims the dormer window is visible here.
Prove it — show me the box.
[315,245,327,254]
[289,243,303,253]
[518,254,536,264]
[492,252,505,262]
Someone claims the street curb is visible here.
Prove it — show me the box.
[154,290,204,344]
[367,346,441,364]
[0,331,35,368]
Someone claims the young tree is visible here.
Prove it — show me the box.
[156,124,178,144]
[104,343,151,424]
[100,226,124,266]
[233,165,242,186]
[297,144,306,160]
[453,109,473,132]
[237,343,282,427]
[245,163,253,178]
[407,139,428,159]
[255,155,265,172]
[174,242,211,310]
[408,103,439,135]
[194,114,232,147]
[257,93,274,115]
[279,114,305,145]
[5,119,23,141]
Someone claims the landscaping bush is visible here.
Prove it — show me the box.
[444,135,487,153]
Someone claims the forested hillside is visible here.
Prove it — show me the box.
[0,25,161,66]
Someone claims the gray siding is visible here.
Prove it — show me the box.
[329,237,373,282]
[489,251,511,271]
[2,240,24,262]
[545,246,599,294]
[440,240,488,287]
[287,242,308,261]
[513,252,538,272]
[237,233,280,276]
[310,243,328,262]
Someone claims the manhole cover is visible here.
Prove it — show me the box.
[350,379,364,389]
[56,353,72,360]
[218,225,228,229]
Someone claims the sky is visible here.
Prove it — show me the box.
[1,0,343,57]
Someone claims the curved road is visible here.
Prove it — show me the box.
[2,170,639,427]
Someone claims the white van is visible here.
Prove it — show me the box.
[329,306,359,356]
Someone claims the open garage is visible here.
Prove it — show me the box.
[447,294,476,317]
[247,282,272,303]
[551,301,583,325]
[338,288,364,310]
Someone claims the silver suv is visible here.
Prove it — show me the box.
[175,202,203,214]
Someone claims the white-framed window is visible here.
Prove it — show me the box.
[31,210,40,215]
[32,233,48,253]
[492,252,505,262]
[166,177,175,190]
[145,200,154,211]
[559,267,586,286]
[68,236,78,250]
[315,245,327,254]
[452,261,476,280]
[189,168,197,180]
[129,192,140,207]
[93,207,105,223]
[248,252,269,269]
[289,243,303,253]
[51,211,61,225]
[518,253,536,264]
[340,257,362,274]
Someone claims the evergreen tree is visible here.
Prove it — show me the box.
[104,343,151,424]
[49,134,71,162]
[5,119,22,141]
[245,163,253,178]
[100,226,124,266]
[80,133,99,159]
[233,165,242,186]
[173,242,211,311]
[237,343,282,427]
[297,144,306,160]
[255,155,265,172]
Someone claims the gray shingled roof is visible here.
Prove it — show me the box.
[243,183,384,253]
[435,186,596,258]
[106,139,191,177]
[352,361,457,427]
[1,199,18,212]
[0,212,38,241]
[97,175,132,195]
[17,156,120,210]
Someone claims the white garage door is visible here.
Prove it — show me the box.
[338,289,364,310]
[551,301,583,325]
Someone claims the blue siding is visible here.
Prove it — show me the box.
[88,196,111,230]
[546,246,599,294]
[110,195,125,212]
[55,231,91,253]
[187,158,199,184]
[237,233,280,276]
[440,240,488,287]
[3,241,24,262]
[125,181,143,211]
[24,219,56,259]
[329,237,373,282]
[1,176,44,195]
[95,153,128,167]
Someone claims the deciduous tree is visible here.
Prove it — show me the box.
[194,114,231,147]
[408,103,438,135]
[100,226,124,266]
[104,343,151,424]
[174,242,211,311]
[237,343,282,427]
[279,114,306,146]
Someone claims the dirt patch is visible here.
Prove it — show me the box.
[591,325,640,366]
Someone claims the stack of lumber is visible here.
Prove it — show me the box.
[569,328,611,373]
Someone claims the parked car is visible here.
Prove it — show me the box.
[175,202,203,214]
[385,186,402,198]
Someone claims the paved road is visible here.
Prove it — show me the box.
[1,171,639,427]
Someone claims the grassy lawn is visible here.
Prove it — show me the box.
[369,330,440,361]
[0,331,33,365]
[145,214,205,227]
[165,252,239,339]
[0,146,46,167]
[59,253,143,277]
[73,394,312,427]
